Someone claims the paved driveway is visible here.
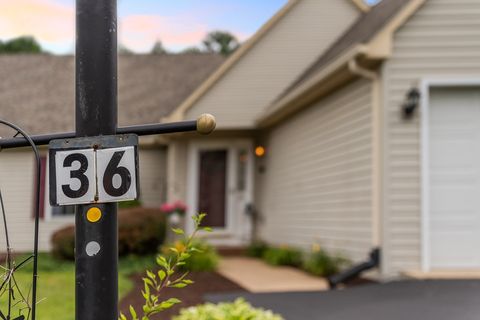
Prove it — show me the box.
[206,280,480,320]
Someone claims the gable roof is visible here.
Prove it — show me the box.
[258,0,424,126]
[351,0,371,12]
[280,0,410,99]
[0,53,224,136]
[168,0,367,122]
[168,0,300,122]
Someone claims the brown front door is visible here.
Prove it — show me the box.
[198,150,227,228]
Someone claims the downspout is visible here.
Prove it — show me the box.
[348,58,383,252]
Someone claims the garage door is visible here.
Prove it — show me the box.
[429,87,480,269]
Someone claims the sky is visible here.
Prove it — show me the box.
[0,0,377,55]
[0,0,288,54]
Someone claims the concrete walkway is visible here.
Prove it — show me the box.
[217,257,329,293]
[404,270,480,279]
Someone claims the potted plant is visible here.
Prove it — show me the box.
[161,200,188,241]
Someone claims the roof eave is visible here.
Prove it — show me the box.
[256,44,368,128]
[350,0,371,13]
[256,0,426,128]
[365,0,426,59]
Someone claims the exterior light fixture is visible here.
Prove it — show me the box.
[255,146,266,157]
[402,88,420,118]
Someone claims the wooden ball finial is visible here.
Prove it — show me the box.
[197,113,216,135]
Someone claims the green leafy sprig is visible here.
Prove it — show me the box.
[120,213,211,320]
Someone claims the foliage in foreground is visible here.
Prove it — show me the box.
[162,239,219,272]
[120,214,212,320]
[0,253,134,320]
[173,298,284,320]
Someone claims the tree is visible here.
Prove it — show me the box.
[0,36,42,54]
[119,44,135,55]
[180,46,202,54]
[202,31,239,56]
[151,40,167,54]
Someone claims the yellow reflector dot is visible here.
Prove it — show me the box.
[87,207,102,223]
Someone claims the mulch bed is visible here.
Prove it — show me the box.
[119,271,247,319]
[119,268,375,319]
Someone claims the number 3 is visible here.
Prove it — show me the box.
[61,153,90,198]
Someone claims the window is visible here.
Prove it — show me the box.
[41,155,75,218]
[52,205,76,216]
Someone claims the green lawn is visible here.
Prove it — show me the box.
[1,253,156,320]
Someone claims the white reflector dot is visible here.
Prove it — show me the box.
[86,241,101,257]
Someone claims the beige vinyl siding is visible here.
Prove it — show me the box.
[0,150,72,252]
[257,79,373,262]
[166,140,188,203]
[138,147,167,207]
[0,148,167,252]
[382,0,480,276]
[0,150,36,252]
[185,0,359,129]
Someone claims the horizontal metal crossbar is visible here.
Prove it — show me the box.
[0,120,197,149]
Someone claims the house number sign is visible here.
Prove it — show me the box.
[49,134,139,206]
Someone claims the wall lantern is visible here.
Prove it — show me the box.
[402,88,420,118]
[255,146,266,157]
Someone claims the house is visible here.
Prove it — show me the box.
[1,0,480,279]
[0,53,224,253]
[165,0,480,279]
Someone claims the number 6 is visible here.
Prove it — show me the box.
[96,146,137,202]
[103,151,132,197]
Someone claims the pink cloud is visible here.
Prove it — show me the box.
[0,0,74,43]
[120,14,209,52]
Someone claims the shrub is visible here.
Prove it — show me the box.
[246,241,269,258]
[118,199,142,209]
[262,246,303,267]
[51,226,75,260]
[51,207,167,260]
[162,239,219,272]
[173,298,284,320]
[118,207,167,256]
[303,249,349,277]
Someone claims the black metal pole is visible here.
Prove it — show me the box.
[75,1,118,319]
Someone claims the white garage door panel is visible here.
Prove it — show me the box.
[431,187,478,212]
[431,140,475,168]
[431,231,476,268]
[429,87,480,270]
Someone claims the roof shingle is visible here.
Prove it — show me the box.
[0,53,224,136]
